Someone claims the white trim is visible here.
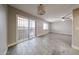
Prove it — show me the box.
[8,38,28,47]
[72,45,79,50]
[51,32,72,36]
[37,32,49,37]
[16,15,18,44]
[8,42,16,47]
[17,38,28,44]
[72,12,74,51]
[3,48,8,55]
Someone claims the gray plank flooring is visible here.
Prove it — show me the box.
[6,33,79,55]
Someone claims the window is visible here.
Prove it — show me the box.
[17,16,28,30]
[43,22,48,30]
[30,20,35,28]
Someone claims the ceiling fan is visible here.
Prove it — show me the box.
[56,12,72,21]
[61,16,72,21]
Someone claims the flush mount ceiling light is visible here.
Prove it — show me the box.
[37,4,46,15]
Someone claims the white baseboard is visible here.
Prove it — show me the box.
[8,42,16,47]
[3,48,8,55]
[8,38,28,47]
[72,45,79,50]
[37,32,49,37]
[17,38,28,44]
[51,32,72,36]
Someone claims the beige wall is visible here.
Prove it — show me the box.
[8,6,16,45]
[72,8,79,49]
[8,6,50,46]
[0,5,7,54]
[51,20,72,35]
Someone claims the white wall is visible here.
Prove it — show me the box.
[0,5,7,55]
[36,19,49,36]
[51,20,72,35]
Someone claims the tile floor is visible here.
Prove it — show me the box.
[7,33,79,55]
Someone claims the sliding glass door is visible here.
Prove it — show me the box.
[17,15,29,42]
[16,15,36,43]
[29,20,35,38]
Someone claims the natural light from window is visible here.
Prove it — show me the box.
[43,22,48,30]
[18,17,28,28]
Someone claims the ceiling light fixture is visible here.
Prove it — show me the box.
[62,19,65,21]
[61,17,65,21]
[37,4,46,15]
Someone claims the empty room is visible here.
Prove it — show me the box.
[1,4,79,55]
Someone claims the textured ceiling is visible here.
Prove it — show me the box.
[10,4,79,22]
